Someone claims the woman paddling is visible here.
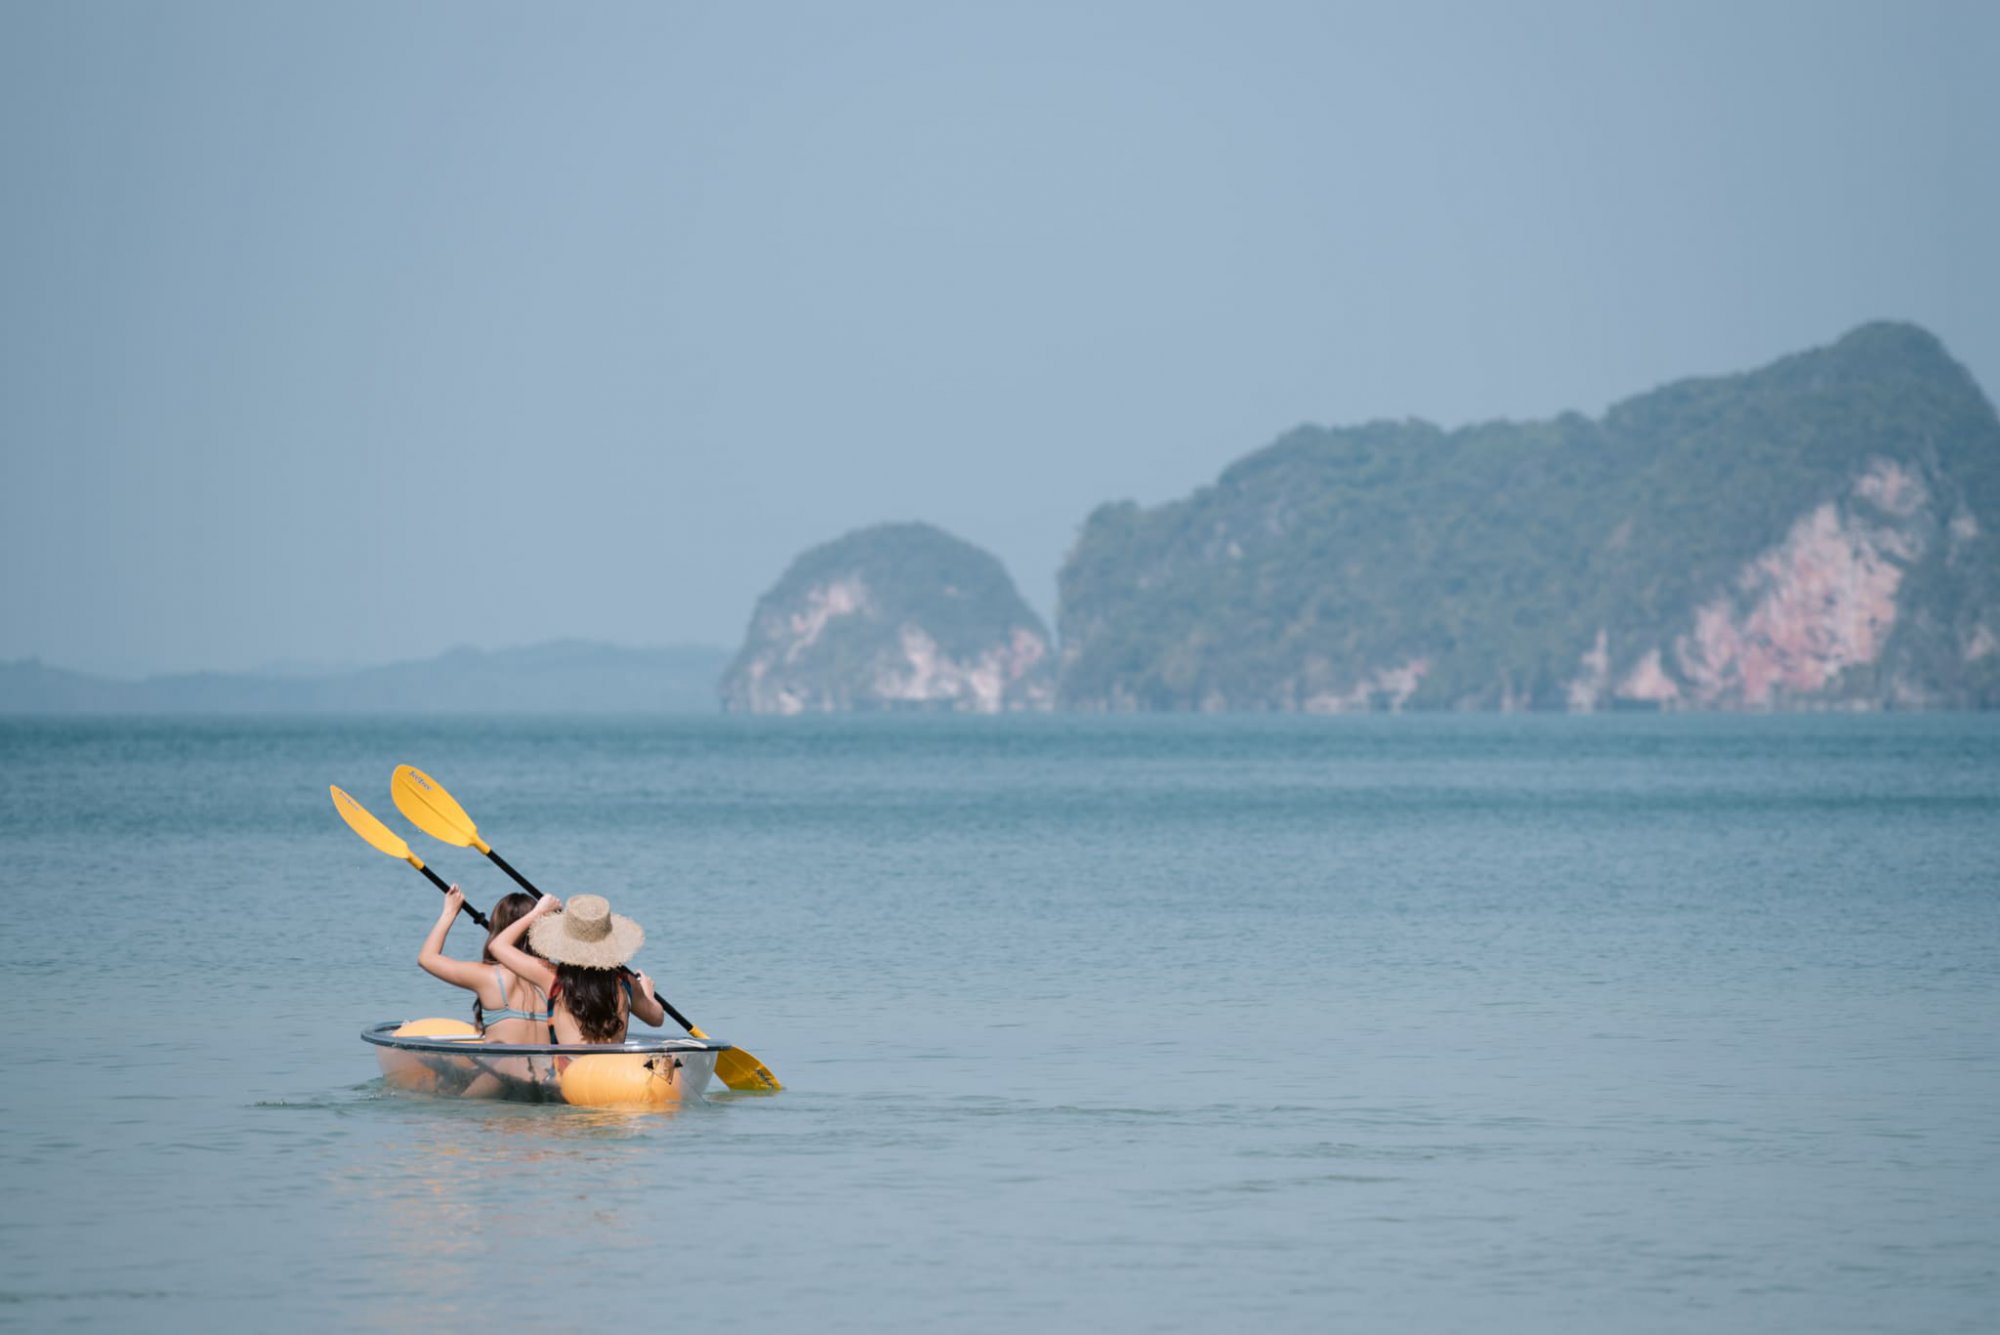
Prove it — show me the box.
[488,893,666,1044]
[417,887,554,1044]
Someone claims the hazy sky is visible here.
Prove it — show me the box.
[4,1,1996,675]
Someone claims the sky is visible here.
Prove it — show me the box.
[3,1,1996,676]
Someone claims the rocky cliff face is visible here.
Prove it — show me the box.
[1057,323,2000,711]
[721,523,1054,714]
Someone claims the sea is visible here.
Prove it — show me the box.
[0,714,1994,1332]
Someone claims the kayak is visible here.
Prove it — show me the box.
[363,1019,728,1109]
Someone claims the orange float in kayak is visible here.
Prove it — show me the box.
[377,1017,480,1091]
[559,1052,700,1109]
[393,1017,481,1039]
[363,1020,724,1108]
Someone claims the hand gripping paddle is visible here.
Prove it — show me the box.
[390,765,782,1093]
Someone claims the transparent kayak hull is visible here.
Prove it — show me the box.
[363,1020,726,1108]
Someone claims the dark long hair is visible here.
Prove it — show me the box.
[556,964,628,1043]
[483,893,542,964]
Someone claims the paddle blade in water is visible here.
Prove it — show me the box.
[660,1009,782,1092]
[715,1047,783,1093]
[331,786,414,861]
[392,765,488,851]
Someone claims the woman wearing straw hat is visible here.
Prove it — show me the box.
[488,894,667,1044]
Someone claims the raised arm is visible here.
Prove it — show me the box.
[488,894,560,992]
[417,886,493,991]
[628,969,667,1028]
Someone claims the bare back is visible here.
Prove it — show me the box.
[474,965,552,1045]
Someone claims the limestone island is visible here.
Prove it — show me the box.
[1058,322,2000,711]
[721,522,1055,714]
[724,322,2000,714]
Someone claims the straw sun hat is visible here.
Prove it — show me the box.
[528,894,644,969]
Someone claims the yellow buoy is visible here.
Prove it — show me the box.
[558,1052,690,1109]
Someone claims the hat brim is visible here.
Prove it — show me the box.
[528,909,645,969]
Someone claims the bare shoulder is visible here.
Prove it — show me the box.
[502,964,548,1001]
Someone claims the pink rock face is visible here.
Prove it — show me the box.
[735,574,1054,713]
[1298,657,1430,713]
[1006,626,1050,678]
[1672,475,1923,707]
[1617,649,1681,705]
[1853,458,1925,519]
[871,624,1056,713]
[782,579,869,663]
[1593,459,1939,710]
[1567,629,1612,711]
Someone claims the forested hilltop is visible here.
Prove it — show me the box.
[1058,322,2000,710]
[721,523,1053,713]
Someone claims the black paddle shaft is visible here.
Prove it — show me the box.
[416,860,492,930]
[483,847,537,897]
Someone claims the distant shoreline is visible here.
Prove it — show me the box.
[0,640,731,715]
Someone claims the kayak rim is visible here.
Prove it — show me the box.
[362,1020,735,1058]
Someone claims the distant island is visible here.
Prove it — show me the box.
[0,641,730,714]
[737,321,1999,713]
[1057,321,2000,711]
[16,322,1997,717]
[720,523,1053,714]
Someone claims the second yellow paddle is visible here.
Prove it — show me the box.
[390,764,782,1093]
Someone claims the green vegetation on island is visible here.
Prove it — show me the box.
[721,522,1054,713]
[1057,322,2000,710]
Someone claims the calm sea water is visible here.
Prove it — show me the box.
[0,714,1995,1331]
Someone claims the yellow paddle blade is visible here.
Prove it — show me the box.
[715,1047,784,1093]
[331,785,415,862]
[392,765,491,853]
[663,1018,780,1090]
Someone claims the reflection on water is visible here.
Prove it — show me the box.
[336,1081,710,1315]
